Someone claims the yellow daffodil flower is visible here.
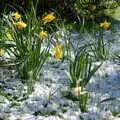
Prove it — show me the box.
[14,21,27,29]
[6,33,13,40]
[52,44,63,59]
[39,31,47,39]
[42,12,55,23]
[0,49,5,56]
[100,20,111,30]
[11,12,21,21]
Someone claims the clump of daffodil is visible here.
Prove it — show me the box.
[6,33,13,40]
[42,12,55,23]
[100,20,111,30]
[39,31,47,40]
[14,21,27,29]
[0,49,5,56]
[11,12,21,21]
[52,44,63,59]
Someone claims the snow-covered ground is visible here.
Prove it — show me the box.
[0,23,120,120]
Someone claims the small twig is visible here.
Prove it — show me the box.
[44,87,61,107]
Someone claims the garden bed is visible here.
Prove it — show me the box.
[0,25,120,120]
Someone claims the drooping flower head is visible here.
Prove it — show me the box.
[42,12,55,23]
[100,20,111,30]
[0,49,5,56]
[71,87,82,97]
[91,4,96,10]
[6,33,13,40]
[11,12,21,21]
[14,21,27,29]
[52,44,63,59]
[39,31,47,40]
[71,86,87,97]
